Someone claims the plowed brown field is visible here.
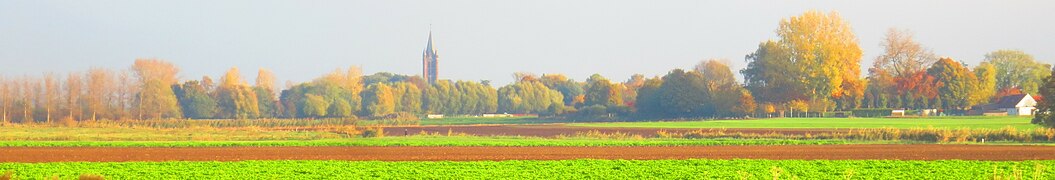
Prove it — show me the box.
[3,145,1055,162]
[381,125,845,137]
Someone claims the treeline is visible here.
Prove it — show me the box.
[739,11,1051,116]
[0,10,1052,124]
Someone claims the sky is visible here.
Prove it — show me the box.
[1,0,1053,87]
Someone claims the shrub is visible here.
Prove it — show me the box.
[573,130,643,140]
[579,105,608,117]
[361,126,385,138]
[377,112,419,126]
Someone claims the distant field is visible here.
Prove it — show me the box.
[572,116,1039,130]
[2,159,1051,179]
[419,116,563,125]
[0,136,856,147]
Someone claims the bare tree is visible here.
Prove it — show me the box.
[42,73,60,123]
[0,77,9,124]
[513,72,538,83]
[86,68,114,121]
[66,72,83,121]
[22,76,38,123]
[873,28,937,77]
[114,70,137,120]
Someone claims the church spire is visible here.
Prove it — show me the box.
[423,29,439,84]
[424,30,436,56]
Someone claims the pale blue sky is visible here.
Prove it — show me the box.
[1,0,1053,86]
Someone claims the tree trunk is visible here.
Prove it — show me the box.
[23,107,29,123]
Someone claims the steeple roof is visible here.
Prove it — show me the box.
[424,31,437,57]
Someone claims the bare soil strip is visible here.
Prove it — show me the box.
[3,145,1054,162]
[381,125,845,137]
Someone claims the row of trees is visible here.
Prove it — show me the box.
[740,11,1051,116]
[0,59,199,123]
[1,10,1051,123]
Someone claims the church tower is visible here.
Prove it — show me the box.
[422,31,439,84]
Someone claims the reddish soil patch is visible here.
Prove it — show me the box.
[382,125,846,137]
[3,145,1055,162]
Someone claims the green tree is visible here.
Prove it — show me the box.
[436,81,458,115]
[215,67,259,119]
[254,69,279,118]
[743,41,806,105]
[864,69,896,108]
[1032,68,1055,127]
[136,80,182,119]
[584,74,622,107]
[633,76,663,118]
[422,84,443,114]
[319,67,363,117]
[540,74,584,107]
[971,62,998,105]
[696,60,745,117]
[253,87,278,118]
[362,72,410,85]
[744,11,863,109]
[497,81,563,114]
[173,80,217,119]
[778,11,862,101]
[328,98,353,118]
[985,50,1052,94]
[278,67,363,119]
[131,59,182,119]
[301,94,329,118]
[652,69,712,118]
[361,83,395,117]
[392,82,422,114]
[927,57,978,110]
[475,82,499,114]
[455,81,478,114]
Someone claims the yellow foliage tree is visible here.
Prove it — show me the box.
[776,10,863,100]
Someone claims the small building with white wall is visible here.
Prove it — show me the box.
[971,94,1037,116]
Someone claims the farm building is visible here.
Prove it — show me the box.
[969,94,1037,116]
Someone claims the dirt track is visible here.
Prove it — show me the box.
[3,145,1055,162]
[381,125,845,137]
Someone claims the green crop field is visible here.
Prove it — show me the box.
[573,116,1039,130]
[0,136,858,147]
[2,159,1051,179]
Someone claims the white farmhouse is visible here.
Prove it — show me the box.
[977,94,1038,116]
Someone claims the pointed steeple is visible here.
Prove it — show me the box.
[424,30,437,57]
[423,29,439,84]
